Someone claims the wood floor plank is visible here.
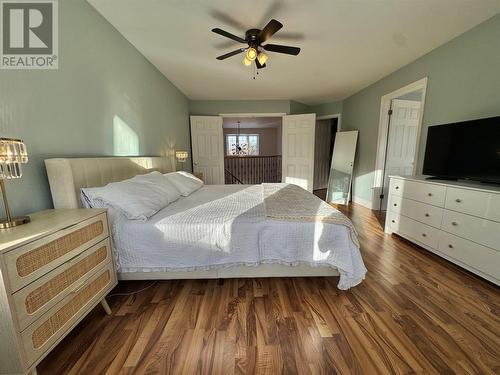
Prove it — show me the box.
[37,204,500,375]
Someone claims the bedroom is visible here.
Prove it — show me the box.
[0,0,499,374]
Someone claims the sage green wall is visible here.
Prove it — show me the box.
[0,0,190,216]
[189,100,291,115]
[341,13,500,204]
[189,99,316,115]
[289,100,313,114]
[309,101,344,117]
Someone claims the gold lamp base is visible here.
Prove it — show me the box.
[0,216,30,229]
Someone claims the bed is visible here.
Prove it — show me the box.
[45,157,366,289]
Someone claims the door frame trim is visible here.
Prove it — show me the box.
[372,77,428,210]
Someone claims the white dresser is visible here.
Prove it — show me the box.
[0,209,117,375]
[385,176,500,286]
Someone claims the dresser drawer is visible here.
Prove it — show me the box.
[438,232,500,280]
[12,238,112,331]
[390,178,446,206]
[445,187,500,222]
[441,210,500,251]
[389,195,443,228]
[386,212,440,249]
[4,213,108,292]
[20,262,116,367]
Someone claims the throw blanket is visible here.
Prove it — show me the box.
[263,183,360,247]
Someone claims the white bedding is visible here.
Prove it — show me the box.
[101,184,366,289]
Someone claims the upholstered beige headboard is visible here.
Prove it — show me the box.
[45,157,175,208]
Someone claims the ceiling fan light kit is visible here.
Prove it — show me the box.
[212,18,301,71]
[257,52,268,65]
[246,47,257,61]
[243,56,252,66]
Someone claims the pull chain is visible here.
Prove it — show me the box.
[251,63,260,80]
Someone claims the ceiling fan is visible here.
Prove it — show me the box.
[212,19,301,69]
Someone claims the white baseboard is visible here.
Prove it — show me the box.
[352,196,374,209]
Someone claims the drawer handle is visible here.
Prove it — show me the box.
[72,279,87,294]
[395,186,399,190]
[455,198,462,203]
[448,244,454,249]
[451,222,458,226]
[391,220,395,223]
[425,213,430,217]
[428,193,433,197]
[393,203,397,207]
[422,233,427,237]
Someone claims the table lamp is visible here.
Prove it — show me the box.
[0,138,30,229]
[175,151,189,171]
[175,151,189,163]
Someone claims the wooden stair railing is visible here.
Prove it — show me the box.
[224,168,244,184]
[224,155,282,185]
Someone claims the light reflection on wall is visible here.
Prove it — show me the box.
[113,115,139,156]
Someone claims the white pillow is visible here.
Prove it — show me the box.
[133,171,181,203]
[81,172,180,220]
[164,171,204,196]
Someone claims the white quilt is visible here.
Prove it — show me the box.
[101,184,367,289]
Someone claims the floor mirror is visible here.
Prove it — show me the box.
[326,130,359,205]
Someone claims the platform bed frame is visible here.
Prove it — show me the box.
[45,157,339,280]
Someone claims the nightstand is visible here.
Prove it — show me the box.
[0,209,117,375]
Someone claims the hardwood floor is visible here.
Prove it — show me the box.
[38,204,500,375]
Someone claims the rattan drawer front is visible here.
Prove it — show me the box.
[4,213,108,292]
[20,262,116,367]
[12,238,112,331]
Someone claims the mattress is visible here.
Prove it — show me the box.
[106,184,367,289]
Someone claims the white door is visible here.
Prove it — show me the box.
[326,131,359,204]
[382,99,421,209]
[190,116,224,185]
[281,113,316,191]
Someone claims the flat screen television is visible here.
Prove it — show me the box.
[422,116,500,184]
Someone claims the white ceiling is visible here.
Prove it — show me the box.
[223,117,282,129]
[87,0,500,105]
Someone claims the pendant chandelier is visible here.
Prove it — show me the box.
[230,121,247,156]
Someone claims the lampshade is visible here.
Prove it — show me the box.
[246,47,257,61]
[243,56,252,66]
[175,150,189,163]
[0,138,28,179]
[0,137,30,228]
[257,52,268,65]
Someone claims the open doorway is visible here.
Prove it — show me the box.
[373,78,428,211]
[313,116,339,200]
[222,117,282,184]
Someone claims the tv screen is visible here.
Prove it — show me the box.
[422,116,500,184]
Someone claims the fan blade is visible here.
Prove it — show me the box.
[263,44,300,55]
[259,0,285,27]
[255,59,266,69]
[210,10,246,31]
[212,28,246,43]
[216,48,245,60]
[258,19,283,43]
[272,31,305,41]
[215,40,241,50]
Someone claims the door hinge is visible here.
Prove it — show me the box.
[388,109,393,116]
